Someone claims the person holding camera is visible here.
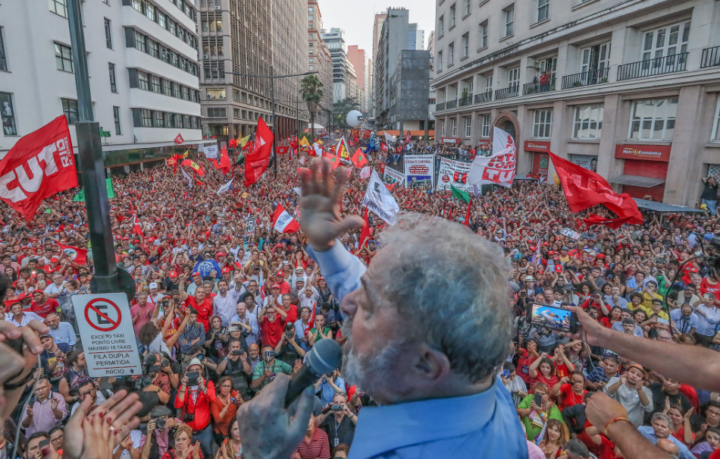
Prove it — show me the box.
[174,358,216,459]
[250,346,292,390]
[204,316,229,361]
[274,323,306,366]
[216,339,252,395]
[141,355,172,405]
[314,393,357,449]
[210,376,242,445]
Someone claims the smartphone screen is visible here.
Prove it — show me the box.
[534,394,543,407]
[529,304,576,333]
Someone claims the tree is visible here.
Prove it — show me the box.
[332,97,361,129]
[300,75,324,144]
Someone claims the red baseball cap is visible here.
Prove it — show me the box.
[192,272,201,277]
[217,252,226,257]
[50,257,58,263]
[276,271,284,277]
[271,283,281,289]
[221,267,232,274]
[555,265,563,273]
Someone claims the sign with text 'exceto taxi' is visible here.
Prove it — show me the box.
[72,293,142,377]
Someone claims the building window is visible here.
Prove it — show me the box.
[0,28,6,71]
[61,98,79,125]
[183,115,191,128]
[163,79,172,96]
[154,110,164,127]
[208,107,226,118]
[104,19,113,49]
[462,34,469,58]
[0,92,17,135]
[464,0,471,16]
[138,71,149,90]
[206,88,226,99]
[629,97,678,141]
[439,16,444,36]
[141,109,152,127]
[448,43,454,65]
[642,22,690,61]
[173,82,181,98]
[533,109,553,138]
[152,76,162,93]
[182,86,189,100]
[450,4,456,28]
[572,105,603,139]
[108,63,117,93]
[508,67,519,89]
[158,11,166,28]
[479,22,488,49]
[505,7,514,37]
[132,0,141,12]
[49,0,68,18]
[480,114,491,137]
[437,51,443,71]
[537,0,549,22]
[464,117,472,137]
[713,98,720,142]
[451,118,457,137]
[148,40,158,58]
[145,3,155,21]
[484,75,492,93]
[135,32,146,53]
[113,106,121,134]
[54,43,73,73]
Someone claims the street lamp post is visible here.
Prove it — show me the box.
[226,68,317,177]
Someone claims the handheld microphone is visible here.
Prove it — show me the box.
[284,338,342,408]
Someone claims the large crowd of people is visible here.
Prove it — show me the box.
[0,130,719,459]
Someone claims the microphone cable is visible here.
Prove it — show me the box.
[12,358,42,459]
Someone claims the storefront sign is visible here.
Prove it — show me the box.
[442,137,462,144]
[524,140,551,152]
[615,144,671,162]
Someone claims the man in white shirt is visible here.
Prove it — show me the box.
[298,285,319,311]
[45,312,76,348]
[229,302,259,345]
[5,301,44,327]
[44,273,66,299]
[213,278,245,327]
[148,283,165,305]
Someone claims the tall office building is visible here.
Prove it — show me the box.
[367,57,374,119]
[322,28,351,104]
[308,1,333,127]
[372,13,386,65]
[198,0,308,144]
[0,0,205,166]
[347,45,367,113]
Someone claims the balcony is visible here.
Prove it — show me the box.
[436,102,446,111]
[495,85,519,100]
[459,95,473,107]
[523,78,556,95]
[617,53,688,81]
[446,99,458,109]
[561,68,610,90]
[701,46,720,69]
[474,92,492,103]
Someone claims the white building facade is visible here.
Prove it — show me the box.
[432,0,720,206]
[0,0,205,166]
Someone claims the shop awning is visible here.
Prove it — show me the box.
[634,199,705,214]
[610,175,665,188]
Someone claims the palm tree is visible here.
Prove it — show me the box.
[300,75,324,144]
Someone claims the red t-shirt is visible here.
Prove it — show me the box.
[701,278,720,297]
[260,315,286,349]
[516,349,538,383]
[597,435,621,459]
[187,297,213,332]
[280,304,298,324]
[557,383,587,412]
[30,298,60,318]
[529,373,558,393]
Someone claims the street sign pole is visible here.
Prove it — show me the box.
[67,0,134,300]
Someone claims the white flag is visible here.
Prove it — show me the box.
[203,144,219,159]
[384,132,397,144]
[313,143,323,157]
[467,126,516,188]
[360,166,371,179]
[362,170,400,225]
[292,187,302,196]
[217,178,234,195]
[181,168,193,189]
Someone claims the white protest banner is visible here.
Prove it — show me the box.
[245,218,256,234]
[467,126,516,188]
[362,170,400,225]
[182,168,193,188]
[437,157,473,192]
[217,178,234,195]
[203,144,219,159]
[561,228,581,240]
[404,155,434,189]
[72,293,143,377]
[383,167,405,187]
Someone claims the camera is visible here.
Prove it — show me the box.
[331,404,343,411]
[155,417,167,429]
[232,350,244,356]
[186,371,200,386]
[228,326,239,333]
[161,359,170,368]
[183,413,195,423]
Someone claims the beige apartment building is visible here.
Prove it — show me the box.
[198,0,308,144]
[431,0,720,206]
[308,1,333,126]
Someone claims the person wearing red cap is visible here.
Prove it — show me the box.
[274,271,291,295]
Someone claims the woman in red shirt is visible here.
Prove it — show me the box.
[528,355,558,393]
[163,424,203,459]
[601,307,623,329]
[550,371,587,411]
[665,404,695,448]
[515,339,540,383]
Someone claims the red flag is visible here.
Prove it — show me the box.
[464,198,472,227]
[385,182,397,191]
[229,139,237,149]
[132,213,144,238]
[322,153,341,170]
[277,146,290,156]
[174,134,184,144]
[56,243,87,264]
[350,149,368,168]
[381,144,388,152]
[271,204,300,233]
[297,167,311,176]
[582,214,639,230]
[220,145,231,175]
[0,116,78,220]
[244,117,273,187]
[210,159,220,169]
[550,152,643,227]
[359,208,371,247]
[181,159,206,176]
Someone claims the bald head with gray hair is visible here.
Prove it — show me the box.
[371,213,513,383]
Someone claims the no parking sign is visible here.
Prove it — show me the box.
[72,293,143,377]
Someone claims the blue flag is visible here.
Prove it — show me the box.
[193,259,221,279]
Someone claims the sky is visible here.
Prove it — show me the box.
[319,0,437,59]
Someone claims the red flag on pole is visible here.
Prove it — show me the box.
[322,153,341,170]
[132,213,144,238]
[350,149,368,168]
[220,145,231,175]
[174,134,184,144]
[0,116,78,220]
[244,117,273,187]
[56,243,87,264]
[359,208,371,247]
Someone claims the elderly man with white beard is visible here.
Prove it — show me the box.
[235,159,528,459]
